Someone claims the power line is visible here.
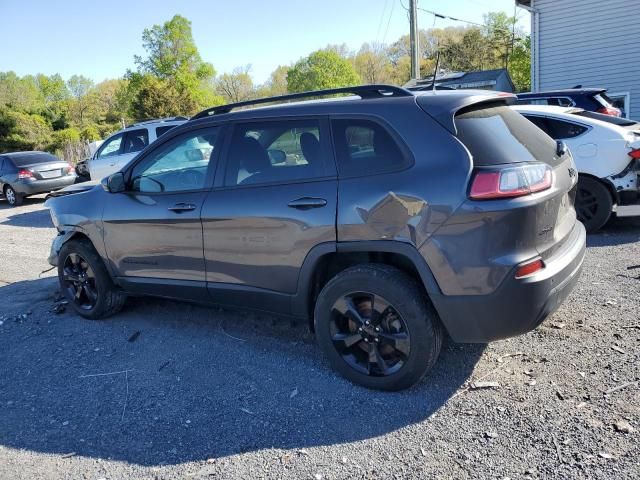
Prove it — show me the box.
[375,0,390,45]
[381,0,397,45]
[417,6,484,28]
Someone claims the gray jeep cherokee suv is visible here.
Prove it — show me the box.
[45,85,586,391]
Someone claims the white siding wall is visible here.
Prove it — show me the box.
[532,0,640,119]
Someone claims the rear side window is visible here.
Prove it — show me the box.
[331,119,409,177]
[123,129,149,154]
[455,104,558,166]
[224,119,327,186]
[545,118,588,139]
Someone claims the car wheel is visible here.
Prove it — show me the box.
[4,185,23,206]
[57,239,126,319]
[575,176,613,233]
[314,264,443,391]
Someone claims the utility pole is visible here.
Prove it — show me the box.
[409,0,420,80]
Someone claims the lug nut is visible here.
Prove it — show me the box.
[375,338,380,343]
[364,338,369,342]
[375,327,380,332]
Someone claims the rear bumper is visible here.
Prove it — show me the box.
[13,176,76,196]
[432,221,586,343]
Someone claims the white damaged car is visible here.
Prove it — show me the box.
[513,105,640,231]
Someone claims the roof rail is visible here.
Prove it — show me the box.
[191,84,413,120]
[130,116,189,127]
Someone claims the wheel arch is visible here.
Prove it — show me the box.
[292,241,442,328]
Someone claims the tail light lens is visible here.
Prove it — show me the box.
[469,163,553,200]
[629,149,640,160]
[515,258,545,279]
[597,106,621,117]
[66,164,75,175]
[18,169,34,179]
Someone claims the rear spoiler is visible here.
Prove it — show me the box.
[415,92,517,135]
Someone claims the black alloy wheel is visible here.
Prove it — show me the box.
[575,176,613,232]
[330,292,411,377]
[61,253,99,310]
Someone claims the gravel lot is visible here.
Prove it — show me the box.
[0,195,638,479]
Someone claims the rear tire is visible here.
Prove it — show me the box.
[4,185,23,206]
[575,176,613,233]
[314,264,442,391]
[57,239,126,319]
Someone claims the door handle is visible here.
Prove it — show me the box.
[168,203,196,213]
[287,197,327,210]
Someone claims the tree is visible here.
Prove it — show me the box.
[0,72,43,113]
[353,43,393,84]
[0,108,52,152]
[129,75,198,119]
[508,35,531,92]
[258,65,290,97]
[216,65,255,103]
[67,75,95,125]
[132,14,216,108]
[287,50,361,93]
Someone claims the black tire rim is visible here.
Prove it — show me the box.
[62,253,98,310]
[5,187,16,205]
[329,292,410,377]
[576,186,598,222]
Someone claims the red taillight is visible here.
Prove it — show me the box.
[18,169,34,179]
[469,163,553,200]
[597,106,621,117]
[629,149,640,160]
[515,258,545,279]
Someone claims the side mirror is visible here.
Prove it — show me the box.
[556,140,568,157]
[101,172,126,193]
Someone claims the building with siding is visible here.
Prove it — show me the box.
[517,0,640,119]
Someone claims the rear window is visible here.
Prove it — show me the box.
[455,104,558,166]
[6,152,59,167]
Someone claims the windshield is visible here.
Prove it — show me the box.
[7,152,60,167]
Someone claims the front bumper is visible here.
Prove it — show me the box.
[431,221,586,343]
[14,175,77,196]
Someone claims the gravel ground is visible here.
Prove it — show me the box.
[0,196,638,480]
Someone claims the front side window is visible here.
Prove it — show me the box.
[331,119,409,177]
[225,119,326,186]
[129,127,219,193]
[97,133,124,158]
[123,129,149,154]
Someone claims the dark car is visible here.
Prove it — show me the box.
[516,88,622,117]
[0,151,76,206]
[45,85,586,391]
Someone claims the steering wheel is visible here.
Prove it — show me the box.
[177,169,205,188]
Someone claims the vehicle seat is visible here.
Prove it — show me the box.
[300,132,321,165]
[236,137,272,184]
[128,137,146,153]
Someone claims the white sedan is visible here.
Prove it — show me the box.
[513,105,640,232]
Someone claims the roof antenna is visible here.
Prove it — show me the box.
[432,51,441,92]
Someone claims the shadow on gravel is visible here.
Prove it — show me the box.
[587,216,640,248]
[0,278,484,466]
[0,208,53,228]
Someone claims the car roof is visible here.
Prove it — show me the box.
[517,88,605,98]
[187,88,516,135]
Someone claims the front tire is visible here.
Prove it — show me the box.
[314,264,443,391]
[4,185,23,206]
[57,239,126,319]
[575,176,613,233]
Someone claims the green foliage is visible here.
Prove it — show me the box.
[508,36,531,92]
[216,66,255,103]
[80,124,101,141]
[287,50,361,93]
[49,127,81,151]
[0,108,52,152]
[129,75,198,119]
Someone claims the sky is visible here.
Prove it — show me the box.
[0,0,529,85]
